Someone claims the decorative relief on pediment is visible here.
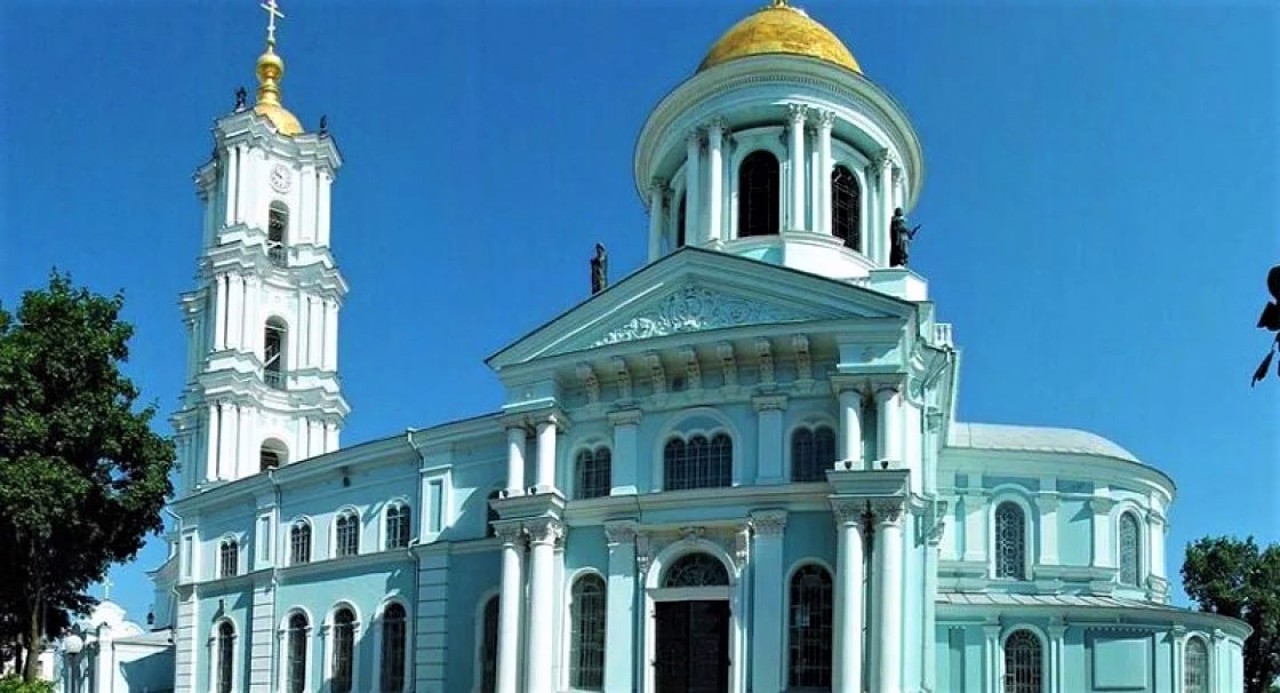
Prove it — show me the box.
[592,285,811,347]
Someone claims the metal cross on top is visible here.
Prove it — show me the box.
[261,0,285,46]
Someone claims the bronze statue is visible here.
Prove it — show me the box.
[1252,265,1280,386]
[319,115,328,136]
[889,208,920,268]
[590,243,608,295]
[234,86,247,111]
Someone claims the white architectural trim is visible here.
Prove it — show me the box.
[322,601,362,693]
[780,559,836,689]
[987,488,1036,582]
[276,607,315,693]
[564,435,611,500]
[331,505,362,559]
[999,623,1051,692]
[370,594,413,693]
[1110,503,1147,589]
[650,406,742,492]
[286,516,313,566]
[782,416,838,483]
[560,567,608,691]
[208,615,240,693]
[380,497,412,551]
[726,126,787,241]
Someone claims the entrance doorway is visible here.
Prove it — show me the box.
[654,600,730,693]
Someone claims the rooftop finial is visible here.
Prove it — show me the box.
[255,0,287,108]
[261,0,284,48]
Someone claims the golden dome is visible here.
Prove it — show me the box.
[698,1,861,74]
[253,46,303,136]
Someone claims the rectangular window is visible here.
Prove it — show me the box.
[427,480,444,534]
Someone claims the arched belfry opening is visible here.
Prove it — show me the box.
[831,164,861,250]
[260,439,288,471]
[738,151,780,237]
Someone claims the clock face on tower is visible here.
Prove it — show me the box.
[269,163,293,193]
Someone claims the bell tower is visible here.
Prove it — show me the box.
[171,1,349,494]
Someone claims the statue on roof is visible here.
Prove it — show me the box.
[234,86,248,111]
[889,208,920,268]
[591,243,609,295]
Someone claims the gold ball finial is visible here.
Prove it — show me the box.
[250,0,302,136]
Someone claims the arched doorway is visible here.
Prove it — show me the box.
[653,552,732,693]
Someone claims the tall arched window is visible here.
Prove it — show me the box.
[791,426,836,483]
[385,502,411,550]
[486,490,501,538]
[380,604,407,693]
[569,575,607,690]
[290,521,311,565]
[831,165,861,250]
[663,433,733,491]
[285,613,307,693]
[676,193,688,248]
[216,621,235,693]
[575,447,612,500]
[479,596,499,693]
[1184,637,1209,693]
[331,608,355,693]
[1003,630,1043,693]
[994,502,1027,580]
[219,538,238,578]
[788,565,833,689]
[268,203,288,266]
[738,151,780,237]
[1118,512,1141,587]
[264,318,287,389]
[335,510,360,558]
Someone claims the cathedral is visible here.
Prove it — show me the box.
[119,2,1251,693]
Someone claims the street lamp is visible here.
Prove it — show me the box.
[62,633,84,693]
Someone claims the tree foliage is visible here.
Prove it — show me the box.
[1182,536,1280,693]
[0,271,174,681]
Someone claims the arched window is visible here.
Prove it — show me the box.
[385,502,411,550]
[569,575,606,690]
[268,203,288,266]
[260,440,287,471]
[379,604,407,693]
[1003,630,1043,693]
[331,608,356,693]
[479,596,499,693]
[289,521,312,565]
[831,165,861,250]
[216,620,235,693]
[738,151,780,237]
[575,447,612,500]
[1184,637,1209,693]
[791,426,836,483]
[219,538,238,578]
[1118,512,1141,587]
[486,490,501,538]
[663,433,732,491]
[662,553,730,587]
[335,510,360,558]
[285,613,308,693]
[676,193,688,248]
[994,502,1027,580]
[788,565,833,688]
[264,318,287,389]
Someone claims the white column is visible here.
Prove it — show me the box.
[236,145,252,226]
[962,488,986,563]
[873,500,905,693]
[218,403,238,481]
[750,511,787,691]
[1090,494,1115,569]
[213,275,228,351]
[1047,622,1067,693]
[818,110,835,235]
[225,146,240,226]
[1039,481,1060,566]
[684,130,702,244]
[241,276,258,355]
[524,519,563,693]
[325,421,338,453]
[646,180,665,260]
[787,104,808,230]
[876,387,903,467]
[205,403,221,482]
[226,275,244,350]
[837,388,864,469]
[535,416,558,493]
[323,299,339,371]
[706,119,725,243]
[876,152,894,265]
[832,502,865,693]
[494,525,524,693]
[1148,507,1167,581]
[305,297,319,368]
[318,169,333,247]
[753,395,786,483]
[603,521,637,693]
[505,426,526,496]
[608,410,640,495]
[982,623,1001,693]
[299,166,316,244]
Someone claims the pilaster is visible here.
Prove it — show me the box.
[603,521,638,693]
[608,409,642,495]
[787,104,808,230]
[749,510,787,691]
[752,395,787,483]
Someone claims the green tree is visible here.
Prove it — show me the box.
[1182,536,1280,693]
[0,271,174,682]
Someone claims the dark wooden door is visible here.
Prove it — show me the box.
[655,600,730,693]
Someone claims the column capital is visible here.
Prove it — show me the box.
[493,522,525,547]
[871,498,905,525]
[647,177,668,197]
[817,108,836,130]
[705,116,727,134]
[750,510,788,536]
[830,499,869,525]
[604,520,638,545]
[1089,496,1117,514]
[786,103,809,124]
[982,622,1002,640]
[751,394,788,412]
[1038,492,1060,511]
[607,408,643,427]
[872,147,895,173]
[686,128,704,146]
[524,517,564,546]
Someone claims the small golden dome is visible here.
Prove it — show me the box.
[252,45,303,136]
[698,1,861,74]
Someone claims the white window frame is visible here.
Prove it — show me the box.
[371,597,412,693]
[277,608,314,693]
[727,128,787,241]
[382,499,412,551]
[333,506,362,559]
[988,492,1036,582]
[324,603,362,693]
[999,625,1048,693]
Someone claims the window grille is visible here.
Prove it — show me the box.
[994,502,1026,580]
[1119,513,1140,586]
[335,511,359,558]
[662,552,729,587]
[264,320,286,390]
[1003,630,1042,693]
[480,597,499,693]
[331,608,355,693]
[268,206,287,267]
[831,165,861,250]
[791,426,836,483]
[739,150,780,237]
[576,447,612,500]
[569,575,607,690]
[788,565,833,689]
[486,490,501,538]
[1184,637,1209,693]
[217,621,235,693]
[290,522,311,565]
[380,604,407,693]
[677,194,687,248]
[385,503,411,550]
[219,539,238,578]
[286,613,307,693]
[663,433,732,491]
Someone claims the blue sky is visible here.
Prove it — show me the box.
[2,0,1277,624]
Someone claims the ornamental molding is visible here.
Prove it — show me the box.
[592,284,813,348]
[750,510,787,536]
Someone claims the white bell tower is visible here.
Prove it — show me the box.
[171,2,349,494]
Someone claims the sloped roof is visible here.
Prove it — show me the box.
[948,422,1139,463]
[937,592,1163,610]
